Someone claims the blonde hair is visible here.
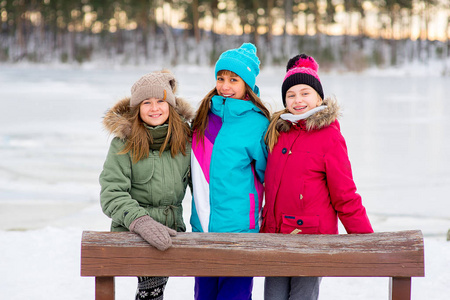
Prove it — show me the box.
[192,70,270,144]
[264,109,288,153]
[119,103,191,163]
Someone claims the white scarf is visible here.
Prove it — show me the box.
[280,106,326,123]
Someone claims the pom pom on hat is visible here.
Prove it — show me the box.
[214,43,260,93]
[130,70,177,108]
[286,54,319,73]
[281,54,324,107]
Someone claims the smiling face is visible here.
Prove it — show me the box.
[285,84,322,115]
[215,70,246,100]
[139,98,170,126]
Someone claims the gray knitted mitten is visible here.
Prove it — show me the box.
[129,215,177,251]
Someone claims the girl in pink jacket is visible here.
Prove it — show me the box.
[260,54,373,300]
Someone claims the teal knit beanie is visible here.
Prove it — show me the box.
[214,43,260,94]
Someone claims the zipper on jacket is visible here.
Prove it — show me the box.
[208,99,225,232]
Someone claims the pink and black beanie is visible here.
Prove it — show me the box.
[281,54,324,107]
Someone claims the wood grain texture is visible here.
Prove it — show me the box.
[95,277,114,300]
[389,277,412,300]
[81,230,424,278]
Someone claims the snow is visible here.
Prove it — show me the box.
[1,64,449,299]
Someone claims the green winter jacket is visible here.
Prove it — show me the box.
[99,97,194,232]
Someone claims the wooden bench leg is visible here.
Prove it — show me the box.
[95,277,115,300]
[389,277,411,300]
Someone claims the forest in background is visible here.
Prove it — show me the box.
[1,0,449,73]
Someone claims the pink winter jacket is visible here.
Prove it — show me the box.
[260,98,373,235]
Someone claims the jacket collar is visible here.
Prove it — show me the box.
[280,106,327,123]
[211,95,262,119]
[276,97,341,132]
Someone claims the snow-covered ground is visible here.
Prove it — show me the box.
[0,63,449,299]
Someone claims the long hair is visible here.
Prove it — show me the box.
[192,70,270,144]
[119,103,191,163]
[264,109,289,153]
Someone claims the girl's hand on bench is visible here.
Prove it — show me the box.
[129,215,177,251]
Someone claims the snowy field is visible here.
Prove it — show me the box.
[1,63,449,299]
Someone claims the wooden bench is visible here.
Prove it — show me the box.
[81,230,424,300]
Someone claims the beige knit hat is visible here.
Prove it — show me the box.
[130,70,177,107]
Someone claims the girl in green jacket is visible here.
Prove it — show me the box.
[99,70,193,300]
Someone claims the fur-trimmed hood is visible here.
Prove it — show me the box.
[102,96,195,139]
[275,96,341,132]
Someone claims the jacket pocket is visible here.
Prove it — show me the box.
[249,193,256,230]
[132,158,154,184]
[280,214,319,234]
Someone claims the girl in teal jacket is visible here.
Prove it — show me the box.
[99,70,193,300]
[190,43,270,300]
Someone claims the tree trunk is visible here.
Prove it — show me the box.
[266,0,274,64]
[283,0,293,57]
[210,0,219,65]
[252,0,260,46]
[192,0,200,43]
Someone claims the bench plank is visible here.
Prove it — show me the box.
[81,230,424,278]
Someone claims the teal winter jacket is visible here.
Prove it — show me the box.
[190,96,269,233]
